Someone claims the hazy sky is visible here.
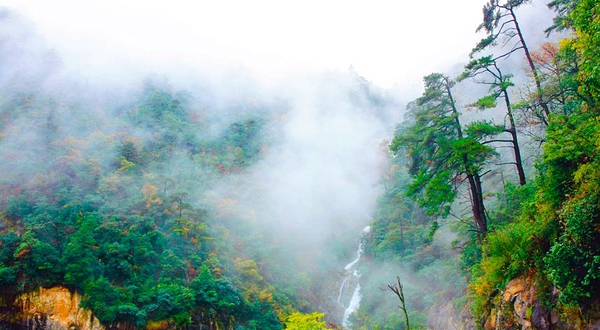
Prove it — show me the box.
[3,0,494,91]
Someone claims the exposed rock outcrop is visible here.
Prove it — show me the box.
[428,299,470,330]
[484,276,600,330]
[1,286,103,330]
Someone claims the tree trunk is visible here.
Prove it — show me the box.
[473,172,487,234]
[467,173,488,235]
[510,8,551,120]
[502,89,527,185]
[446,79,488,235]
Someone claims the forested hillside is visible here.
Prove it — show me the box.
[0,75,289,328]
[0,0,598,329]
[0,9,396,329]
[354,0,599,329]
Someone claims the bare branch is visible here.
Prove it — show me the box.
[388,276,411,330]
[493,45,525,62]
[482,139,514,144]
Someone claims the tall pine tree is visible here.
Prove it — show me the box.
[391,73,495,236]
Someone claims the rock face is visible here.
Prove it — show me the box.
[484,276,600,330]
[427,300,470,330]
[13,287,103,330]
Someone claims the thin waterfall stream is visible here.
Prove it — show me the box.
[337,225,371,329]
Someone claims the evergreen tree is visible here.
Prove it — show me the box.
[474,0,551,122]
[391,73,495,236]
[459,55,527,185]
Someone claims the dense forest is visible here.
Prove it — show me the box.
[0,0,598,329]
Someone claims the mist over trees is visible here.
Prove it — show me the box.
[0,7,400,329]
[0,0,599,329]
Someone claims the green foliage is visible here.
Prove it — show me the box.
[472,219,541,290]
[392,74,494,222]
[546,0,578,34]
[470,35,496,57]
[81,277,119,323]
[0,262,17,288]
[468,2,600,315]
[0,82,290,329]
[1,1,598,328]
[14,230,62,288]
[571,0,600,106]
[545,195,600,304]
[284,312,329,330]
[464,120,505,141]
[487,182,536,230]
[469,95,497,110]
[62,213,101,288]
[366,159,432,261]
[360,155,465,330]
[541,117,600,305]
[476,0,532,36]
[215,117,266,168]
[468,112,600,318]
[353,252,464,330]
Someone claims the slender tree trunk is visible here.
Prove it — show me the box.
[467,173,488,235]
[446,79,488,235]
[502,89,527,185]
[510,8,551,120]
[473,173,487,233]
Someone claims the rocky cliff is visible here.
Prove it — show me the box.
[0,287,103,330]
[484,276,600,330]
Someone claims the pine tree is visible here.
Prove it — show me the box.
[391,73,496,236]
[459,56,527,185]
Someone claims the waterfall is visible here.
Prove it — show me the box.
[338,225,370,329]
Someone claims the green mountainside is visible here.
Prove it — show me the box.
[0,0,598,329]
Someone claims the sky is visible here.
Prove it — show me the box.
[3,0,490,92]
